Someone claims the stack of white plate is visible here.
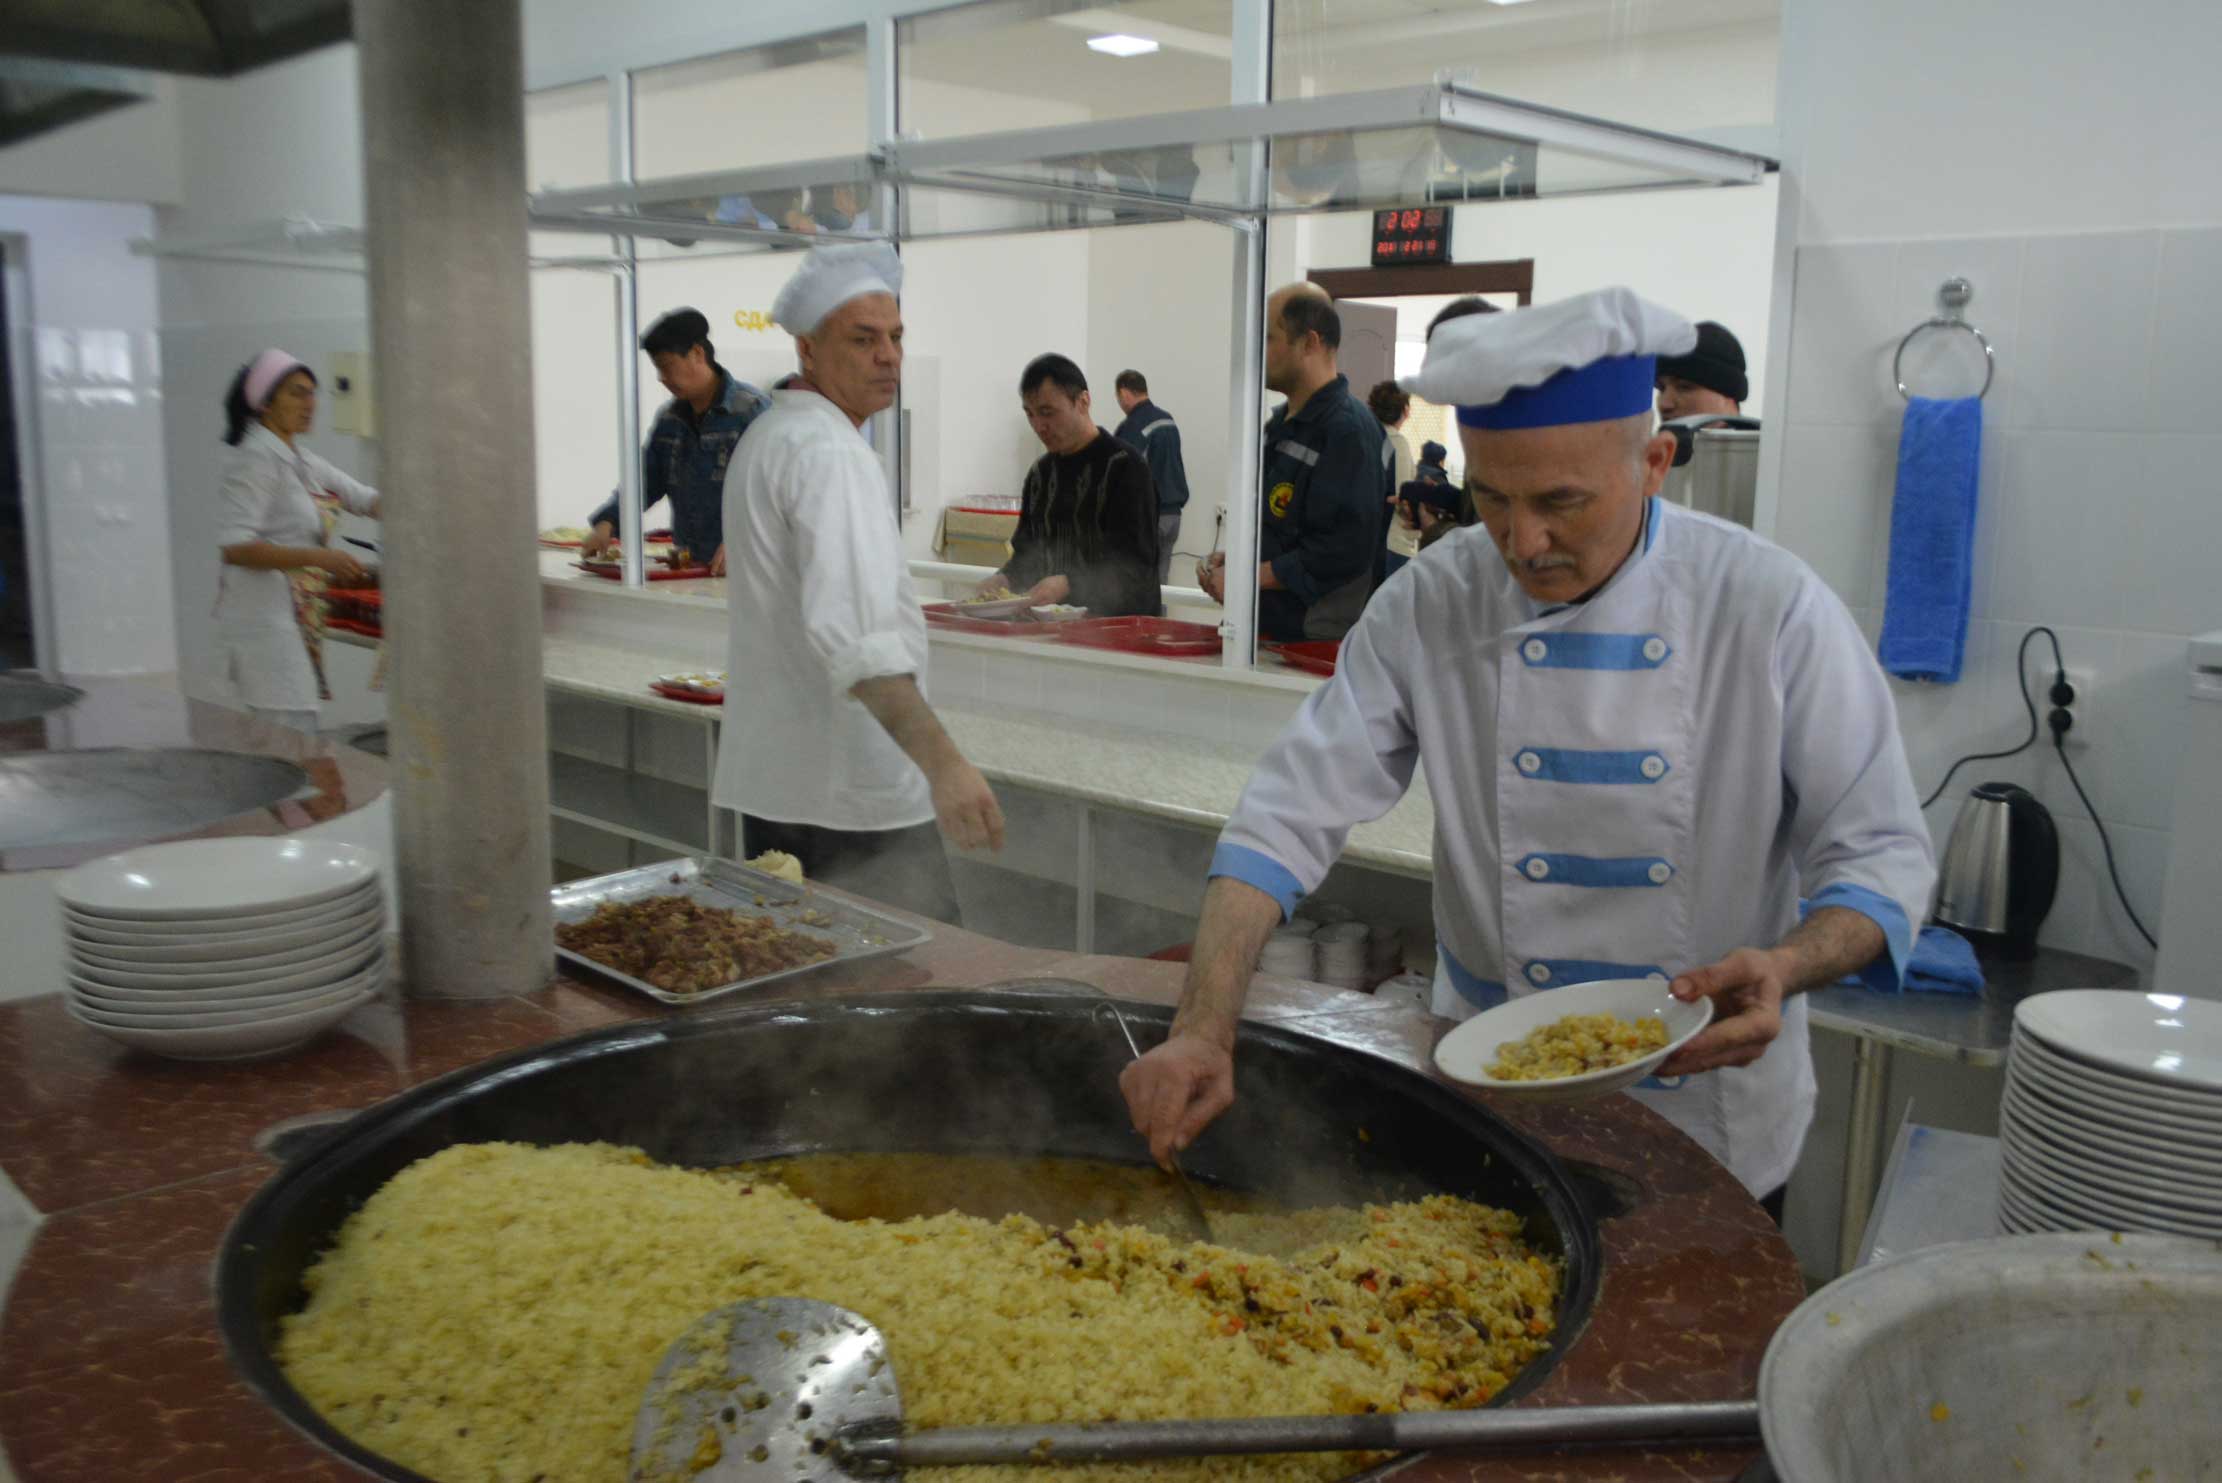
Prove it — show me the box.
[55,837,387,1062]
[1312,921,1371,991]
[1998,989,2222,1238]
[1364,923,1402,984]
[1259,919,1318,979]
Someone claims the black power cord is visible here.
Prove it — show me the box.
[1920,625,2157,950]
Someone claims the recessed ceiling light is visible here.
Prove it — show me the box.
[1087,33,1160,57]
[1486,0,1547,6]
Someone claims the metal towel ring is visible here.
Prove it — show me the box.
[1894,276,1994,400]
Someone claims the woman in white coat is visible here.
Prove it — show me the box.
[213,349,381,732]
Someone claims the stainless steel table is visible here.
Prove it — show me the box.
[1805,944,2137,1272]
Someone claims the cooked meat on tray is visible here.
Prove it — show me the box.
[554,894,834,992]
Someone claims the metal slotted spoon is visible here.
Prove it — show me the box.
[629,1298,1760,1481]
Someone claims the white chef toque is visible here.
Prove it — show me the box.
[771,241,904,337]
[1401,287,1697,429]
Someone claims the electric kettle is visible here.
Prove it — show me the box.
[1933,782,2060,960]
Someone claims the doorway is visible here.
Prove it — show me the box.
[1312,261,1533,491]
[0,239,35,671]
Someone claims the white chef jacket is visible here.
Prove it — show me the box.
[1213,497,1935,1196]
[711,389,935,833]
[213,424,379,711]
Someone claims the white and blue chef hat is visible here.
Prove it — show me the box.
[1400,287,1697,430]
[771,241,904,337]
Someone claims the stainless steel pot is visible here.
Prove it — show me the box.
[1759,1233,2222,1481]
[218,985,1617,1483]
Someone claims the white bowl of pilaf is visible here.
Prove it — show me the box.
[1433,978,1714,1103]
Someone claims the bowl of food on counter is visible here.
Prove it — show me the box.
[1433,977,1712,1103]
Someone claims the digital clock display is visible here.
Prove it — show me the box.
[1371,207,1450,266]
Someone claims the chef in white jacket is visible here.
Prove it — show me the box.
[1122,288,1934,1208]
[712,242,1003,922]
[214,349,381,732]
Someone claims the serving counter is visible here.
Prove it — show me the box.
[0,894,1802,1483]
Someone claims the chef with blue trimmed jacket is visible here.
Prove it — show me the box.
[1121,288,1935,1208]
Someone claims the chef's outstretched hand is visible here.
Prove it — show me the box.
[581,522,616,559]
[931,756,1005,853]
[1121,1034,1234,1170]
[1660,947,1788,1076]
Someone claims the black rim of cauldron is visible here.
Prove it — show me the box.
[217,988,1611,1481]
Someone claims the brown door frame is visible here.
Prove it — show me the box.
[1307,258,1534,304]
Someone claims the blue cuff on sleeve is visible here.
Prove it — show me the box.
[1209,842,1305,921]
[1805,883,1915,992]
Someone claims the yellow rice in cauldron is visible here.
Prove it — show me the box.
[277,1142,1561,1482]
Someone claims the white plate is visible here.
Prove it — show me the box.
[2000,1076,2222,1182]
[1433,978,1713,1103]
[947,595,1036,619]
[2010,1030,2222,1115]
[2005,1056,2222,1145]
[654,671,726,692]
[64,987,373,1062]
[1999,1151,2222,1238]
[2017,989,2222,1092]
[54,836,381,919]
[62,882,379,939]
[67,908,382,965]
[67,931,383,992]
[2001,1103,2222,1206]
[63,893,379,951]
[69,970,381,1028]
[1028,604,1089,621]
[64,951,384,1009]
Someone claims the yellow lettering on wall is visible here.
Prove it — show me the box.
[732,309,776,333]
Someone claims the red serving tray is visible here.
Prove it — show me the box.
[327,616,383,639]
[921,603,1066,639]
[1053,616,1223,657]
[649,681,723,705]
[1268,639,1340,676]
[574,561,714,581]
[326,586,382,608]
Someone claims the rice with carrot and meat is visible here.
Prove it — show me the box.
[1488,1011,1669,1082]
[276,1142,1561,1482]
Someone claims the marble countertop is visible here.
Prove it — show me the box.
[0,902,1799,1483]
[0,674,389,875]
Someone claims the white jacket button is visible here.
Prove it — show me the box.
[1647,970,1670,983]
[1647,861,1673,884]
[1523,638,1548,663]
[1527,962,1552,984]
[1525,857,1551,881]
[1517,750,1543,774]
[1641,754,1667,780]
[1642,636,1668,663]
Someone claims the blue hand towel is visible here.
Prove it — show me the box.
[1897,923,1985,995]
[1877,396,1982,684]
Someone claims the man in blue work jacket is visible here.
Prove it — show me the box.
[1111,369,1191,584]
[1198,284,1387,641]
[581,308,771,576]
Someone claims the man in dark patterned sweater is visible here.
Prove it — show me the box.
[979,353,1163,619]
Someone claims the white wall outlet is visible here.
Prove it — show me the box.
[328,351,375,438]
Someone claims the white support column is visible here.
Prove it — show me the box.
[1220,0,1272,669]
[354,0,552,998]
[609,69,646,589]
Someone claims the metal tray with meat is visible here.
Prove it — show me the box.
[549,856,932,1005]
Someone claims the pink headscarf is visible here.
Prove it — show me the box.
[243,348,311,412]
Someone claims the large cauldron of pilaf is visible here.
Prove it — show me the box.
[217,986,1613,1482]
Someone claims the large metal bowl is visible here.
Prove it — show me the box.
[1759,1233,2222,1481]
[0,674,82,725]
[218,986,1615,1482]
[0,747,314,853]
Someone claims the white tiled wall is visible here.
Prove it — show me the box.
[1,195,177,677]
[1773,227,2222,973]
